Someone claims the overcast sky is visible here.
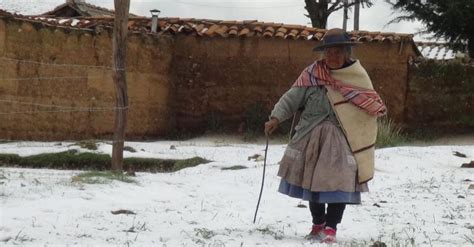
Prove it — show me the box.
[0,0,431,41]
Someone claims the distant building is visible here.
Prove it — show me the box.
[416,42,456,60]
[41,0,138,17]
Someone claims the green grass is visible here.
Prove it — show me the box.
[376,117,408,148]
[173,157,210,171]
[254,226,284,240]
[221,165,248,170]
[123,146,137,153]
[194,228,216,240]
[72,171,136,184]
[74,140,98,150]
[0,150,210,172]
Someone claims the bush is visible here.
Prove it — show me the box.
[376,117,408,148]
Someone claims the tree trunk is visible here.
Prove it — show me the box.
[111,0,130,171]
[354,0,360,31]
[305,0,329,28]
[342,0,348,31]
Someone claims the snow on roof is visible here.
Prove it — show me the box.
[416,42,456,60]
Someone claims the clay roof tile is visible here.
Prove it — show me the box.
[253,25,263,33]
[215,25,229,37]
[8,10,416,44]
[205,24,220,37]
[239,28,250,37]
[228,25,239,36]
[263,26,275,37]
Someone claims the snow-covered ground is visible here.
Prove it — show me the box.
[0,139,473,246]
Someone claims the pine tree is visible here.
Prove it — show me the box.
[387,0,474,58]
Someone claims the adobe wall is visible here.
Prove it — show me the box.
[0,17,173,140]
[404,60,474,132]
[0,16,426,141]
[169,35,413,133]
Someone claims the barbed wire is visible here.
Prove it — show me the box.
[0,57,113,70]
[0,99,120,110]
[0,108,127,115]
[0,56,169,116]
[0,99,170,116]
[0,76,103,82]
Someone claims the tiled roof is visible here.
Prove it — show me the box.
[416,42,456,60]
[41,1,139,17]
[0,10,414,43]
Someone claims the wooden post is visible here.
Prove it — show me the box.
[354,0,360,31]
[342,0,348,31]
[111,0,130,171]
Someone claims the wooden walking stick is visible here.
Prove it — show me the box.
[253,108,303,223]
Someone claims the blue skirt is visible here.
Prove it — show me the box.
[278,179,361,204]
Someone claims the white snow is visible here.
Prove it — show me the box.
[0,140,473,246]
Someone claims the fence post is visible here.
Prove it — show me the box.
[111,0,130,171]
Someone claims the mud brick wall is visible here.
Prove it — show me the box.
[169,36,413,133]
[404,60,474,132]
[0,17,173,140]
[0,16,423,140]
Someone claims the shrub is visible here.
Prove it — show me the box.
[376,117,408,148]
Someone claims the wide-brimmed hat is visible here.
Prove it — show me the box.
[313,28,360,51]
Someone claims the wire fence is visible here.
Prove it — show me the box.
[0,76,101,82]
[0,56,140,116]
[0,57,113,70]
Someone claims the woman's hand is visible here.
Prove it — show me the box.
[264,118,279,136]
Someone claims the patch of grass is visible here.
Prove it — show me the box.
[0,153,21,164]
[221,165,248,170]
[74,140,98,150]
[0,150,210,172]
[255,226,284,240]
[376,117,408,148]
[123,146,137,153]
[173,157,211,171]
[72,171,136,184]
[20,150,110,170]
[194,228,216,240]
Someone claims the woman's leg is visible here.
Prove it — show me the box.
[326,203,346,230]
[309,201,326,225]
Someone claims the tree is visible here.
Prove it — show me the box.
[304,0,373,29]
[387,0,474,58]
[354,0,360,30]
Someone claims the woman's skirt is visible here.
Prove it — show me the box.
[277,120,368,204]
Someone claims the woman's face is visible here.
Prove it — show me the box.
[324,46,346,69]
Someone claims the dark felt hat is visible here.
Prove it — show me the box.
[313,28,360,51]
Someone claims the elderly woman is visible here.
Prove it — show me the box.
[264,28,386,243]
